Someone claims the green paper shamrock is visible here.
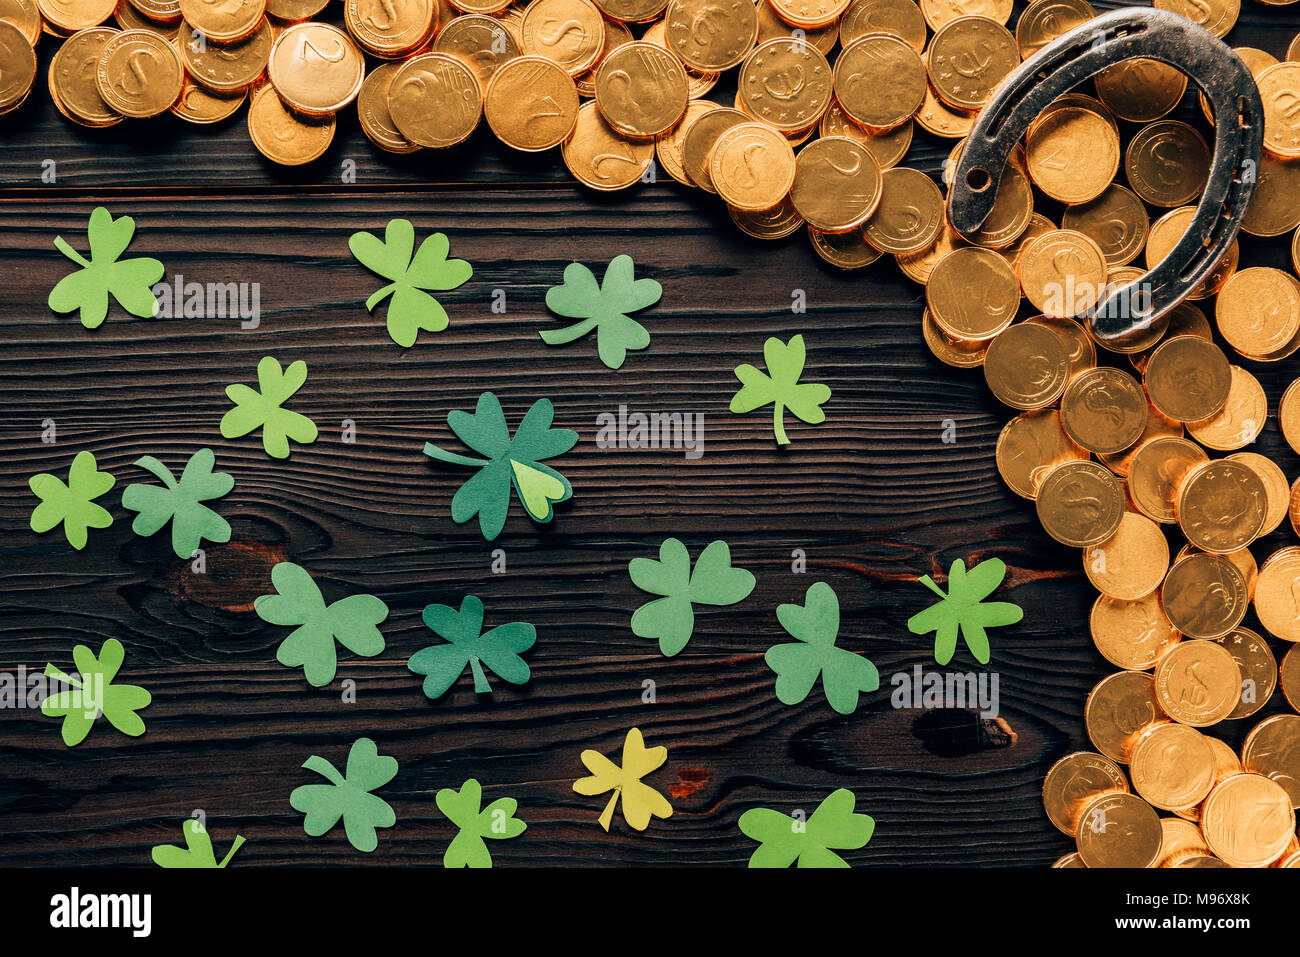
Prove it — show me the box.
[408,595,535,699]
[220,356,318,459]
[541,254,662,369]
[907,557,1023,665]
[435,778,526,868]
[349,219,472,348]
[739,788,875,868]
[766,581,878,715]
[48,206,164,329]
[422,391,578,541]
[151,819,245,869]
[29,450,115,550]
[629,538,755,657]
[41,638,151,747]
[254,562,388,687]
[729,334,832,445]
[121,448,233,559]
[290,737,397,853]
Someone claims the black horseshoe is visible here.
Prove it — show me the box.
[946,8,1263,348]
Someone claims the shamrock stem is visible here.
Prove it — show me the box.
[44,664,81,689]
[133,456,179,490]
[422,443,490,468]
[218,835,246,868]
[919,575,948,600]
[539,317,599,345]
[365,284,397,312]
[773,403,789,446]
[469,657,492,694]
[598,789,620,832]
[53,236,91,269]
[301,755,346,787]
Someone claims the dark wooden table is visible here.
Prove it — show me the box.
[2,1,1299,867]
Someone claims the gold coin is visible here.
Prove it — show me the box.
[265,0,325,18]
[96,28,183,117]
[1243,713,1300,807]
[1143,335,1231,423]
[1130,437,1209,527]
[1059,366,1147,455]
[994,409,1086,499]
[1061,185,1148,268]
[640,17,718,98]
[1125,120,1210,208]
[126,0,180,22]
[1029,92,1117,139]
[1074,791,1162,867]
[1085,511,1169,602]
[1227,452,1289,535]
[1026,107,1118,205]
[808,226,882,269]
[49,26,120,125]
[1094,58,1186,123]
[1176,459,1266,555]
[833,32,924,131]
[1202,773,1296,866]
[1027,314,1092,380]
[1178,544,1257,602]
[1283,379,1300,454]
[171,70,245,122]
[820,103,912,169]
[1241,153,1300,237]
[0,0,40,44]
[389,52,482,148]
[268,22,363,115]
[962,160,1034,250]
[118,0,178,33]
[1156,817,1210,868]
[1036,460,1124,547]
[681,106,749,191]
[1218,627,1276,721]
[895,221,964,284]
[1216,268,1300,361]
[1153,639,1241,727]
[1292,478,1300,538]
[766,0,849,28]
[348,0,437,57]
[447,0,509,13]
[1170,735,1240,821]
[435,14,519,89]
[1255,547,1300,643]
[1129,302,1211,374]
[562,99,654,189]
[485,54,578,151]
[1294,225,1300,276]
[918,0,1009,30]
[983,321,1069,411]
[1042,750,1128,835]
[838,0,924,52]
[789,136,881,233]
[180,15,271,92]
[357,62,420,153]
[1091,592,1181,672]
[708,120,795,211]
[1161,552,1248,639]
[915,84,972,139]
[247,84,334,164]
[1052,852,1085,867]
[38,0,115,30]
[1097,402,1181,478]
[1003,212,1055,273]
[861,166,942,255]
[925,246,1019,341]
[519,0,603,76]
[1086,671,1169,764]
[757,0,835,54]
[1153,0,1237,37]
[490,4,524,45]
[663,0,756,72]
[1144,206,1235,301]
[658,98,719,185]
[926,15,1016,113]
[922,309,987,367]
[1015,0,1093,60]
[1130,722,1216,809]
[1257,63,1300,159]
[591,0,667,22]
[728,196,805,239]
[738,36,831,132]
[1281,643,1300,712]
[177,0,262,41]
[1186,367,1265,451]
[1017,229,1107,319]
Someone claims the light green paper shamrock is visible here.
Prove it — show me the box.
[151,819,245,868]
[739,788,875,868]
[220,356,318,459]
[290,737,398,853]
[121,448,233,559]
[435,778,526,868]
[907,557,1023,665]
[408,595,535,699]
[541,254,662,369]
[765,581,878,715]
[254,562,388,687]
[48,206,164,329]
[29,450,115,550]
[629,538,755,656]
[729,334,832,445]
[41,638,151,747]
[349,219,472,347]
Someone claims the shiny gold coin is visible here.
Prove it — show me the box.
[1218,627,1276,721]
[1129,302,1211,374]
[447,0,509,13]
[1176,459,1267,555]
[1042,750,1129,835]
[562,99,654,190]
[1052,851,1086,867]
[247,83,334,164]
[1025,107,1118,205]
[38,0,115,30]
[820,103,912,169]
[1097,402,1180,478]
[1143,335,1231,423]
[926,246,1019,341]
[1015,0,1093,60]
[1227,452,1289,535]
[0,0,40,44]
[435,14,518,89]
[994,409,1086,500]
[1130,722,1215,810]
[1178,544,1257,602]
[1162,552,1248,639]
[736,36,830,133]
[757,0,835,54]
[861,166,942,255]
[48,26,120,125]
[1292,478,1300,539]
[1017,229,1107,319]
[1128,436,1206,525]
[1283,379,1300,454]
[1257,63,1300,159]
[1281,643,1300,712]
[96,28,183,117]
[1186,367,1265,451]
[663,0,756,72]
[766,0,849,28]
[708,120,795,211]
[1255,548,1300,643]
[963,160,1034,250]
[1156,817,1210,867]
[1243,713,1300,807]
[357,62,420,153]
[657,99,718,185]
[180,15,271,93]
[590,0,667,22]
[919,0,1009,30]
[728,196,805,239]
[485,55,578,151]
[126,0,179,22]
[1294,225,1300,276]
[117,0,178,33]
[895,221,963,284]
[1216,268,1300,361]
[1036,459,1124,547]
[1092,591,1182,672]
[1125,120,1210,208]
[1241,153,1300,237]
[1153,0,1237,37]
[171,70,245,122]
[1003,212,1055,273]
[922,309,987,367]
[389,52,482,148]
[490,4,524,45]
[1202,772,1296,866]
[915,84,972,139]
[1074,791,1162,868]
[1087,671,1169,764]
[681,106,749,191]
[838,0,923,52]
[1153,639,1241,727]
[640,17,718,98]
[1169,734,1240,821]
[1085,512,1169,602]
[348,0,437,57]
[833,32,924,132]
[1144,206,1235,301]
[926,15,1016,113]
[1028,92,1117,139]
[265,0,325,19]
[1061,185,1148,268]
[1027,314,1092,380]
[1094,58,1186,123]
[1059,366,1147,455]
[808,225,882,269]
[177,0,262,41]
[983,321,1069,411]
[520,0,603,76]
[268,22,363,115]
[789,136,881,233]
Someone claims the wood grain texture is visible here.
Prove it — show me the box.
[2,5,1300,867]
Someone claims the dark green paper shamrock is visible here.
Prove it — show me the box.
[541,254,662,369]
[121,448,233,559]
[48,206,163,329]
[729,334,832,445]
[907,557,1023,665]
[739,788,875,868]
[408,595,535,699]
[41,638,151,747]
[765,581,878,715]
[151,819,245,869]
[629,538,755,656]
[290,737,397,853]
[422,391,578,541]
[435,778,526,868]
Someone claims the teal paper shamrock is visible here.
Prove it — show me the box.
[541,254,662,369]
[41,638,151,747]
[121,448,233,559]
[435,778,527,868]
[729,334,832,445]
[220,356,318,459]
[349,219,472,347]
[422,391,578,541]
[907,557,1023,665]
[765,581,878,715]
[151,819,245,869]
[408,595,535,699]
[28,450,115,550]
[739,789,875,868]
[254,562,388,687]
[290,737,398,853]
[48,206,164,329]
[628,538,755,656]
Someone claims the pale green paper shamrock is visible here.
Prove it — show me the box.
[290,737,398,853]
[29,450,115,550]
[739,789,875,868]
[41,638,151,747]
[729,334,832,445]
[220,356,319,458]
[907,557,1023,665]
[541,255,662,369]
[121,448,233,559]
[151,819,245,869]
[765,581,879,715]
[48,206,163,329]
[628,538,755,656]
[435,778,526,868]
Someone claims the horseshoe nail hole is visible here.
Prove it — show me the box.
[966,167,991,192]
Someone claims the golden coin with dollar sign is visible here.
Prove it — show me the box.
[96,28,185,118]
[595,41,690,138]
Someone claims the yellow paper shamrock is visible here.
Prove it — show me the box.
[573,727,673,832]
